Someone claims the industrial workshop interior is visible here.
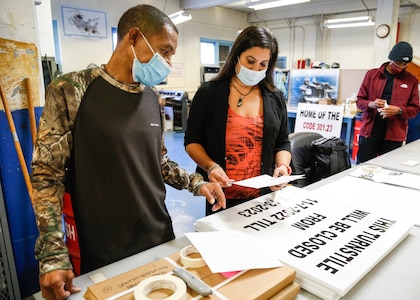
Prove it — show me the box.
[1,0,420,299]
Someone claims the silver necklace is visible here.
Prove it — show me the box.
[230,81,255,107]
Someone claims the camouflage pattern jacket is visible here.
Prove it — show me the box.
[30,67,205,275]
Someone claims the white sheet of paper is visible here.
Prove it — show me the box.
[184,230,282,273]
[349,166,420,190]
[401,159,420,167]
[233,174,305,189]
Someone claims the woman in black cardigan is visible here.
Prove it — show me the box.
[185,26,292,215]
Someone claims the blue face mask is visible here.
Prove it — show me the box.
[131,33,171,86]
[236,58,267,86]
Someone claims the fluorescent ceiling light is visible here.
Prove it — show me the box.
[323,16,375,29]
[169,10,192,25]
[246,0,310,10]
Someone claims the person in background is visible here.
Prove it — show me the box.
[356,41,420,163]
[30,5,226,299]
[184,26,292,215]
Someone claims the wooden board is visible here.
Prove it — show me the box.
[0,38,41,111]
[84,250,298,300]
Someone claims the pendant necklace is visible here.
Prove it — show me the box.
[231,81,255,107]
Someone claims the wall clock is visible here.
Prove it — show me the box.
[376,24,390,38]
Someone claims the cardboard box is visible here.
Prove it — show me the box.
[84,248,299,300]
[269,282,300,300]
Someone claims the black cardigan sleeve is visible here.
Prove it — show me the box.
[184,81,230,178]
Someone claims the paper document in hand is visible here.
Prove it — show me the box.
[233,174,305,189]
[185,230,282,273]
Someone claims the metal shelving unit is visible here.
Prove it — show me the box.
[0,182,20,299]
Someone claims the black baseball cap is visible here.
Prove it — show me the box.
[388,41,413,63]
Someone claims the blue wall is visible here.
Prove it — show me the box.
[407,113,420,143]
[0,107,43,297]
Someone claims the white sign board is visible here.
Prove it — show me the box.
[294,103,344,138]
[194,187,413,300]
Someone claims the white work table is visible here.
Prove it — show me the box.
[363,139,420,175]
[34,140,420,300]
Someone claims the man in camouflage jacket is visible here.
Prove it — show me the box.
[30,5,225,299]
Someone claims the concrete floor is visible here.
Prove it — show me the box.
[163,130,205,238]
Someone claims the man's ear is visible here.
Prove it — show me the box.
[128,27,141,46]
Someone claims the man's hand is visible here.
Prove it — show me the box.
[378,104,401,119]
[199,182,226,212]
[40,270,81,300]
[369,98,387,109]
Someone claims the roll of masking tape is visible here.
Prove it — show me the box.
[134,274,187,300]
[362,165,382,173]
[180,245,206,268]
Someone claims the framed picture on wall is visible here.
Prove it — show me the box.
[61,6,107,38]
[289,69,339,107]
